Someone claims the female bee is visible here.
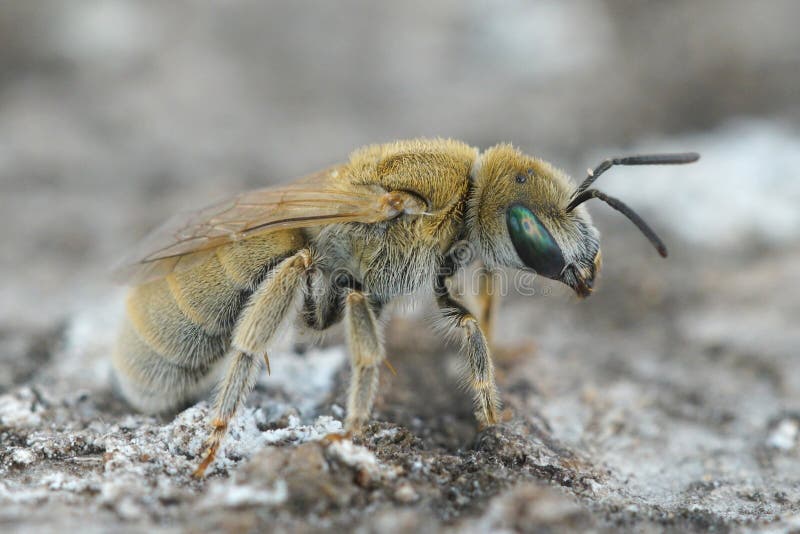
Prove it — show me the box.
[112,138,698,476]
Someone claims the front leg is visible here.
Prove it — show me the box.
[475,264,500,347]
[343,290,386,432]
[435,262,500,427]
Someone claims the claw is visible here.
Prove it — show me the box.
[193,442,218,479]
[192,419,227,479]
[321,430,351,444]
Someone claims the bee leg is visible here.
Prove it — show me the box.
[343,290,385,434]
[475,266,534,367]
[194,250,313,478]
[436,272,500,428]
[475,265,500,347]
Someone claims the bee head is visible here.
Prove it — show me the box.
[468,144,698,298]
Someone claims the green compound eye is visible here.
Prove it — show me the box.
[506,204,566,279]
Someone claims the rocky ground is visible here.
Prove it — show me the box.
[3,219,800,532]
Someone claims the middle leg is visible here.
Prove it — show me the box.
[343,290,386,432]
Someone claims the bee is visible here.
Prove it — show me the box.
[112,138,698,476]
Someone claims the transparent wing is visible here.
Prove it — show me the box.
[114,166,406,284]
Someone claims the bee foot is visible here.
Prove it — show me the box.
[193,443,219,479]
[321,431,352,444]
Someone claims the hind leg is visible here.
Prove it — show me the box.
[194,250,313,477]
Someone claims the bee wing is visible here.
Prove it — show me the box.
[115,165,404,284]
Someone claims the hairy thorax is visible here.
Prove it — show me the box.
[310,218,444,302]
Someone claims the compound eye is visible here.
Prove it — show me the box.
[506,204,566,279]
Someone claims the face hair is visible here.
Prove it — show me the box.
[565,152,699,257]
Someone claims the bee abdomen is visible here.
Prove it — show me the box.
[113,229,308,414]
[166,251,249,337]
[125,273,234,369]
[112,321,221,413]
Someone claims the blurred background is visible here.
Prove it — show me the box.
[3,0,800,529]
